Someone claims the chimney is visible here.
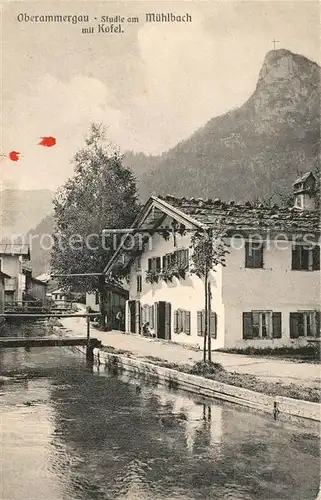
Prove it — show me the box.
[292,172,317,210]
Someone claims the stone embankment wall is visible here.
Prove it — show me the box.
[81,347,321,423]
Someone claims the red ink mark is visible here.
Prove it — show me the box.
[39,136,56,147]
[9,151,20,161]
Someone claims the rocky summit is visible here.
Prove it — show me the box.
[132,49,320,202]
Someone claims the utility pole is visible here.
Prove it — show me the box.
[271,39,280,50]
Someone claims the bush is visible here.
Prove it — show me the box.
[189,361,225,376]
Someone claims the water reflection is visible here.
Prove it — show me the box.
[0,324,320,500]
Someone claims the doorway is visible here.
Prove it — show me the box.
[156,301,171,340]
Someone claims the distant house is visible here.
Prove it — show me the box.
[0,270,11,314]
[26,277,48,304]
[51,289,69,307]
[0,244,30,303]
[104,173,320,349]
[86,282,129,327]
[293,171,317,210]
[35,273,58,294]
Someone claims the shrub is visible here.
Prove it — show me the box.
[188,360,225,376]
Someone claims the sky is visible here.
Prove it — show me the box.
[1,0,320,191]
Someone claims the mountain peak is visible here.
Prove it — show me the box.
[257,48,320,87]
[136,49,320,202]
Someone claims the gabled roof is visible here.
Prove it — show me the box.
[22,261,32,272]
[0,244,30,257]
[157,195,320,232]
[103,195,204,274]
[0,270,11,279]
[35,273,52,283]
[293,171,316,186]
[103,194,320,274]
[30,277,48,286]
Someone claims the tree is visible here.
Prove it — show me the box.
[190,228,229,363]
[51,123,140,327]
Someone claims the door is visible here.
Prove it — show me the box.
[156,301,171,340]
[128,300,136,333]
[135,300,141,334]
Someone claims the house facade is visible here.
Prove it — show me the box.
[0,244,30,303]
[86,283,129,328]
[104,173,320,349]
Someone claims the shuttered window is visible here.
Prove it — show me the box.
[242,311,281,339]
[197,310,217,338]
[174,249,189,269]
[147,257,161,272]
[174,309,191,335]
[245,241,264,268]
[290,311,320,338]
[292,245,320,271]
[136,275,142,293]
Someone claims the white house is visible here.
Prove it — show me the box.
[0,244,30,303]
[104,173,320,350]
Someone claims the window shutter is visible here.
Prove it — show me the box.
[150,305,154,329]
[245,242,252,268]
[177,309,182,332]
[174,310,179,333]
[210,312,217,338]
[148,258,152,271]
[184,249,189,268]
[313,245,320,271]
[315,311,320,338]
[197,311,203,336]
[202,310,206,335]
[184,311,191,335]
[289,312,300,339]
[258,244,264,268]
[292,245,300,270]
[243,312,253,339]
[162,256,167,270]
[272,312,282,339]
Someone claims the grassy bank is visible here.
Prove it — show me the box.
[102,346,320,403]
[217,345,321,363]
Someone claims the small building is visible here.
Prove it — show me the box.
[104,173,320,349]
[26,277,48,304]
[35,273,58,294]
[0,270,11,314]
[0,244,30,303]
[86,282,129,329]
[293,172,317,210]
[51,289,69,307]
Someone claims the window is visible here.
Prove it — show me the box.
[292,244,320,271]
[147,257,161,272]
[95,291,99,305]
[174,249,189,269]
[174,309,191,335]
[136,275,142,293]
[243,311,282,339]
[135,256,141,271]
[245,241,264,268]
[290,311,320,338]
[197,310,217,338]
